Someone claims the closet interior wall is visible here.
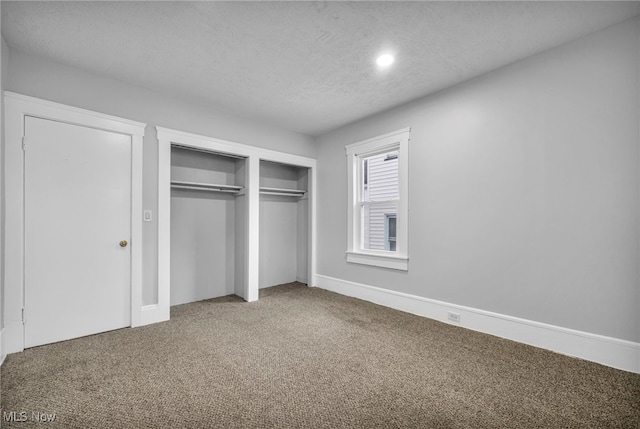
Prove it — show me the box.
[259,160,309,289]
[170,147,246,305]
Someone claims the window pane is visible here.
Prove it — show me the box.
[361,150,398,202]
[386,215,396,251]
[361,202,397,251]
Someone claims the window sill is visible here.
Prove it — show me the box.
[346,251,408,271]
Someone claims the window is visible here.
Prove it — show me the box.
[346,128,409,270]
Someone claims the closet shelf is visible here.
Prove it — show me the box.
[259,187,307,198]
[171,180,243,194]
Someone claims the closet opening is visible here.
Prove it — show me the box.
[170,145,247,305]
[259,160,310,290]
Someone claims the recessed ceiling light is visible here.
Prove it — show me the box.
[376,54,394,67]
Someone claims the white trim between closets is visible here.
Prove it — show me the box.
[156,126,317,320]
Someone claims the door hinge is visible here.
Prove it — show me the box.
[22,308,25,323]
[22,137,27,151]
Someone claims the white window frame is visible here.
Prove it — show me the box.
[346,128,409,270]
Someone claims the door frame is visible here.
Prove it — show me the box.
[3,92,146,354]
[157,126,317,313]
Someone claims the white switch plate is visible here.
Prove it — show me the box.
[143,210,152,222]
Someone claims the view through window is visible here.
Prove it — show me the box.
[360,150,399,252]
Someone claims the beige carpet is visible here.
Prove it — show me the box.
[1,283,638,428]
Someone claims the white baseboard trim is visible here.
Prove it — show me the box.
[134,304,170,327]
[2,321,24,355]
[315,274,640,374]
[2,306,168,355]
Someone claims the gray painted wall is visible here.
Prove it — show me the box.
[259,161,309,288]
[169,149,244,305]
[315,18,639,342]
[4,48,316,306]
[0,29,6,332]
[259,196,299,288]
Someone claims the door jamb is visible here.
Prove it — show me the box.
[3,92,146,354]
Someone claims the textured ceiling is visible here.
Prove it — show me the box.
[2,1,639,136]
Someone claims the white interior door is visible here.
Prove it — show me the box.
[24,116,132,348]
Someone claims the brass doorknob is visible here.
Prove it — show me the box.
[120,240,128,248]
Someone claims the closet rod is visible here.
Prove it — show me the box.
[259,187,306,197]
[172,185,240,193]
[260,191,306,197]
[171,181,243,194]
[171,144,246,159]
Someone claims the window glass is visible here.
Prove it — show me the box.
[386,215,397,251]
[359,150,398,251]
